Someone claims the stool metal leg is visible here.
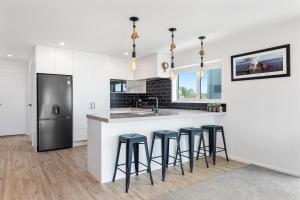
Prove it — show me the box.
[166,138,170,168]
[201,132,209,168]
[196,132,203,160]
[149,136,155,161]
[208,129,212,157]
[176,136,185,175]
[112,141,121,182]
[161,137,168,181]
[188,133,195,173]
[174,133,181,166]
[221,128,229,162]
[125,141,133,193]
[133,143,139,176]
[212,130,217,165]
[144,139,154,185]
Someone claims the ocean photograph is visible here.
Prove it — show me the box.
[235,52,284,76]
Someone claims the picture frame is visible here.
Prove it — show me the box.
[231,44,290,81]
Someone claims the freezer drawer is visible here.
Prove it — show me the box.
[38,117,73,151]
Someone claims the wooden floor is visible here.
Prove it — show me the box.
[0,135,246,200]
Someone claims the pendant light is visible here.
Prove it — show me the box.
[197,36,206,79]
[169,28,177,80]
[130,16,139,73]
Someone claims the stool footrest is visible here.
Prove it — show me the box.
[181,153,206,160]
[117,161,148,168]
[117,167,149,175]
[151,159,183,166]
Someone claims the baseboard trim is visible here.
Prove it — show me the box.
[73,140,87,147]
[227,155,300,178]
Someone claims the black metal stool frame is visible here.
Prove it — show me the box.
[199,126,229,165]
[112,136,154,193]
[149,133,184,181]
[175,128,209,173]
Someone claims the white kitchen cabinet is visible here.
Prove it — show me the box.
[35,46,55,74]
[55,49,73,75]
[90,54,110,116]
[73,51,93,141]
[72,51,110,142]
[134,53,170,80]
[35,45,73,75]
[34,45,111,143]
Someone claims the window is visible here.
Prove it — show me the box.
[178,71,198,100]
[173,60,222,101]
[200,68,221,99]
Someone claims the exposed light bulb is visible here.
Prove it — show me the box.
[197,68,205,78]
[170,70,176,80]
[131,58,137,72]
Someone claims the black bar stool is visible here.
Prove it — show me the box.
[149,130,184,181]
[175,127,209,173]
[112,133,154,193]
[200,125,229,165]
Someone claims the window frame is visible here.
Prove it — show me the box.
[172,59,224,103]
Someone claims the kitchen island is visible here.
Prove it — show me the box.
[87,108,225,183]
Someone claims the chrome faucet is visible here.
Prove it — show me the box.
[148,97,159,114]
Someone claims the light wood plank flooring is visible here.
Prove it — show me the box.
[0,135,246,200]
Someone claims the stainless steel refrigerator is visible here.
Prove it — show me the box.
[37,74,73,152]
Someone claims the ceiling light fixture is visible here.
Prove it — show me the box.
[124,52,129,56]
[169,28,177,80]
[7,54,13,57]
[130,16,139,74]
[197,36,206,79]
[59,42,65,46]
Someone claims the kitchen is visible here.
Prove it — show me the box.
[0,0,300,199]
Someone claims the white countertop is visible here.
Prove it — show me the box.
[87,108,225,123]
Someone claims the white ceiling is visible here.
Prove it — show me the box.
[1,0,300,61]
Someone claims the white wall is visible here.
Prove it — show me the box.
[0,59,29,135]
[0,59,28,74]
[175,19,300,176]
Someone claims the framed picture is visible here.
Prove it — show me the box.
[231,44,290,81]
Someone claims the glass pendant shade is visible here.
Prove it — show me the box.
[197,67,205,78]
[170,69,176,80]
[131,57,137,72]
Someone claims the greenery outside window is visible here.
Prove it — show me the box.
[172,60,223,102]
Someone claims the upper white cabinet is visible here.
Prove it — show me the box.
[35,46,55,74]
[134,53,170,80]
[55,48,73,75]
[35,45,73,75]
[109,56,134,80]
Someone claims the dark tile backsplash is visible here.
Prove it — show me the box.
[110,78,226,111]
